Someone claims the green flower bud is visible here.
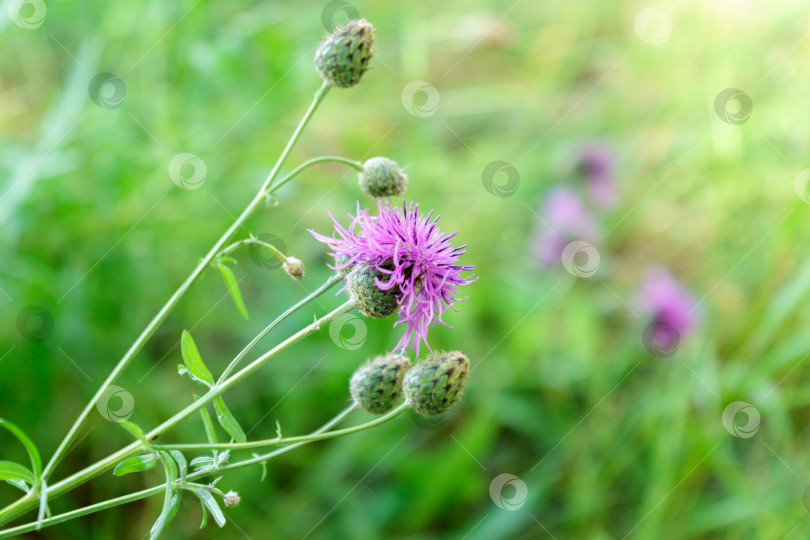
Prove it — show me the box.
[350,353,410,414]
[314,19,375,88]
[359,157,408,198]
[346,263,398,318]
[403,351,469,417]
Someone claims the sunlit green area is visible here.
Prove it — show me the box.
[2,0,810,538]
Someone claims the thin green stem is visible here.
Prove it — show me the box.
[218,237,288,262]
[33,82,331,493]
[218,273,343,382]
[271,155,363,192]
[25,300,355,522]
[155,402,408,452]
[0,404,358,539]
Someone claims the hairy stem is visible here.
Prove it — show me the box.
[0,404,360,538]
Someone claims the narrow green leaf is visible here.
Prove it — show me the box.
[216,263,249,319]
[159,452,178,483]
[199,501,208,529]
[0,419,42,481]
[119,421,148,445]
[190,486,226,528]
[113,454,157,476]
[180,331,214,386]
[6,479,29,492]
[213,396,246,443]
[0,461,35,484]
[150,492,181,540]
[169,451,187,481]
[189,456,214,468]
[194,395,218,446]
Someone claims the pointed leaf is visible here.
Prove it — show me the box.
[169,451,187,481]
[0,461,35,484]
[213,396,246,443]
[159,452,178,482]
[199,501,209,529]
[216,263,249,319]
[194,395,218,446]
[0,420,42,481]
[190,456,214,468]
[6,479,29,492]
[150,492,181,540]
[119,421,148,445]
[113,454,158,476]
[180,331,214,386]
[190,486,226,528]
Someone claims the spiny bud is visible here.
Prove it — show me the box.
[403,351,469,417]
[346,263,398,318]
[314,19,375,88]
[223,491,240,508]
[282,256,305,280]
[359,157,408,198]
[350,353,410,414]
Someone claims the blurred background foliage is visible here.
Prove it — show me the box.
[2,0,810,538]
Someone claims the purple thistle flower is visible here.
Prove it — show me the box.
[309,200,475,353]
[532,187,599,267]
[574,142,617,207]
[636,266,698,337]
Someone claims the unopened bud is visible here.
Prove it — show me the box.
[350,353,410,414]
[346,263,398,318]
[314,19,375,88]
[403,351,469,417]
[359,157,408,198]
[223,490,240,508]
[282,256,305,280]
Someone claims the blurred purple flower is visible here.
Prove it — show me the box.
[574,142,617,207]
[636,267,698,336]
[532,187,599,267]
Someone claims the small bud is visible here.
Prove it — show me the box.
[346,263,398,318]
[403,351,469,417]
[359,157,408,198]
[223,490,240,508]
[350,353,410,414]
[314,19,375,88]
[282,256,305,280]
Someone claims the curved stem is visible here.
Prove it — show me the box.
[218,273,343,382]
[31,82,332,496]
[218,238,288,262]
[271,156,363,192]
[155,402,408,452]
[0,404,358,539]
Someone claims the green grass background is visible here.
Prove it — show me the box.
[2,0,810,538]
